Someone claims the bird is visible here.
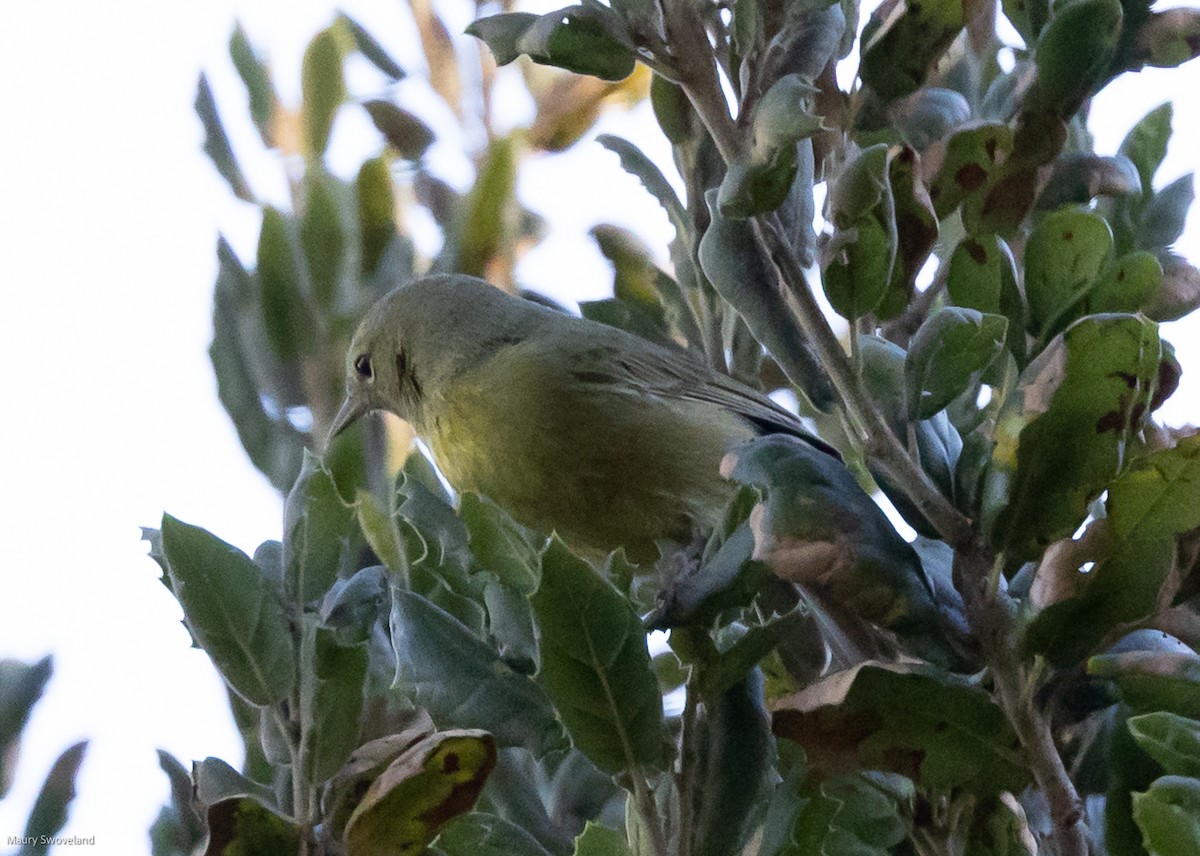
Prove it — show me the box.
[329,273,839,563]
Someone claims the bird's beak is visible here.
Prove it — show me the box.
[326,393,370,449]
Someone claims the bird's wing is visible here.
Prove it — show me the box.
[552,324,841,459]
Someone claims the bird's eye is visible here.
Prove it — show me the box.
[354,354,373,381]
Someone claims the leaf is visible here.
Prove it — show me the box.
[345,731,497,855]
[20,741,88,852]
[725,435,948,663]
[1129,712,1200,777]
[437,811,554,856]
[301,27,346,158]
[1023,207,1113,339]
[877,146,939,320]
[460,493,541,595]
[390,588,565,755]
[929,122,1013,222]
[945,234,1027,360]
[160,514,295,706]
[696,609,809,701]
[150,750,204,856]
[355,156,399,282]
[284,450,353,604]
[790,771,911,856]
[1132,776,1200,856]
[1026,0,1124,118]
[194,73,253,202]
[905,307,1007,420]
[1120,103,1173,196]
[1146,251,1200,321]
[438,135,517,278]
[893,87,971,151]
[208,238,305,491]
[688,670,773,856]
[773,662,1029,795]
[598,135,689,242]
[1133,9,1200,69]
[320,565,389,645]
[574,821,633,856]
[1138,173,1195,249]
[363,100,435,160]
[323,724,437,840]
[698,192,835,407]
[194,755,279,808]
[1086,251,1163,314]
[202,796,300,856]
[859,0,964,99]
[1036,154,1141,210]
[990,314,1169,563]
[1024,435,1200,664]
[0,656,52,798]
[229,23,277,147]
[257,207,317,361]
[531,539,666,773]
[337,13,406,80]
[517,5,636,81]
[299,169,345,308]
[466,13,541,64]
[300,622,367,782]
[1089,651,1200,717]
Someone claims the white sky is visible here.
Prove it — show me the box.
[0,1,1197,853]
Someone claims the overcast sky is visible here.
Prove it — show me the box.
[1,1,1197,852]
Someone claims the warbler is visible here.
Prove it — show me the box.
[329,274,838,562]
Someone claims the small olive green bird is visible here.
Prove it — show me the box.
[330,274,838,562]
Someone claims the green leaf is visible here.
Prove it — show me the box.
[160,513,295,706]
[1089,651,1200,717]
[390,588,564,755]
[355,156,399,281]
[859,0,964,99]
[574,821,633,856]
[892,87,971,150]
[597,135,689,244]
[0,656,52,798]
[284,450,353,604]
[877,147,939,320]
[531,539,666,773]
[1139,173,1195,249]
[1027,0,1124,118]
[773,662,1029,795]
[337,13,406,80]
[1133,9,1200,69]
[1087,250,1163,314]
[194,73,253,202]
[209,237,305,491]
[202,796,300,856]
[1133,776,1200,856]
[299,169,345,308]
[990,314,1169,563]
[790,771,911,856]
[193,755,279,808]
[438,811,554,856]
[150,751,204,856]
[301,27,346,157]
[300,621,367,782]
[460,492,541,595]
[1024,435,1200,664]
[689,670,773,856]
[696,609,808,701]
[698,191,835,407]
[363,100,435,160]
[1120,103,1173,196]
[1023,207,1113,339]
[725,436,948,663]
[439,135,517,278]
[320,565,389,645]
[20,741,87,853]
[516,5,636,81]
[344,731,496,855]
[1129,712,1200,777]
[906,307,1007,420]
[929,122,1013,222]
[718,145,800,218]
[257,207,317,361]
[229,23,277,147]
[466,13,541,64]
[946,234,1027,360]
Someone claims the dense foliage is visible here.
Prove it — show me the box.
[51,0,1200,853]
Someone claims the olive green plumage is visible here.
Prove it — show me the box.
[331,274,836,562]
